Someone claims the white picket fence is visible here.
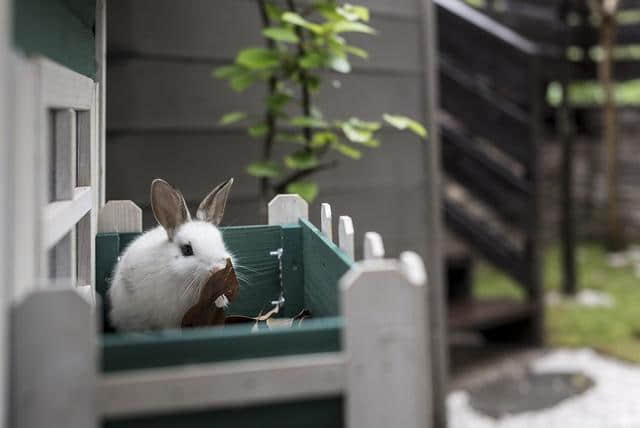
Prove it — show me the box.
[12,194,433,428]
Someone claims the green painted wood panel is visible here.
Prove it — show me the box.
[13,0,96,78]
[102,316,342,372]
[300,219,352,317]
[281,225,304,317]
[222,225,283,317]
[104,397,344,428]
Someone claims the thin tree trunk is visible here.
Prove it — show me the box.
[559,1,577,295]
[600,13,623,250]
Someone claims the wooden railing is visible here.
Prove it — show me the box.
[436,0,544,344]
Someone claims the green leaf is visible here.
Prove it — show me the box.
[285,151,319,169]
[329,55,351,73]
[383,114,428,139]
[246,161,282,178]
[348,117,381,132]
[230,71,257,91]
[236,47,280,70]
[286,181,318,202]
[213,65,240,79]
[290,116,329,128]
[268,92,292,112]
[344,44,368,58]
[263,27,300,43]
[333,143,362,159]
[337,4,370,22]
[311,131,339,148]
[341,122,372,143]
[218,111,248,125]
[307,74,321,91]
[299,52,326,69]
[333,21,376,34]
[276,133,306,145]
[265,3,284,21]
[282,12,322,33]
[248,123,269,137]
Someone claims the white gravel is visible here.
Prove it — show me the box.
[448,349,640,428]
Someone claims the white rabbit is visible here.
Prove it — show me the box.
[108,178,235,332]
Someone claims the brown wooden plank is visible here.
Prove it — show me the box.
[436,0,534,106]
[444,201,529,287]
[441,124,532,229]
[439,60,532,164]
[448,299,536,331]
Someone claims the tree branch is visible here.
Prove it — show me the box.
[286,0,313,150]
[273,161,339,194]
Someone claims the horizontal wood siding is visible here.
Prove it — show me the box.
[106,0,429,257]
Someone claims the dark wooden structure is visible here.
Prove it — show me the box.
[438,0,640,340]
[436,0,545,344]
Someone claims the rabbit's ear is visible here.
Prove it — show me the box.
[151,179,191,240]
[196,178,234,226]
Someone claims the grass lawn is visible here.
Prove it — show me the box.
[474,243,640,363]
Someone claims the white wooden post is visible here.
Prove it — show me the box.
[321,203,333,241]
[12,288,97,428]
[268,194,308,225]
[0,0,10,423]
[98,201,143,234]
[363,232,385,260]
[341,256,431,428]
[338,216,354,260]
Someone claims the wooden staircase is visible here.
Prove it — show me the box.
[436,0,545,344]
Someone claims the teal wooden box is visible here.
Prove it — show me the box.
[96,219,352,428]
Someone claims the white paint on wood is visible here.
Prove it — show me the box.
[321,203,333,241]
[11,289,97,428]
[38,57,95,110]
[44,187,92,249]
[267,194,308,225]
[96,0,107,206]
[76,284,96,307]
[49,230,76,286]
[0,0,10,422]
[400,251,428,286]
[76,213,92,288]
[11,54,42,298]
[100,353,345,418]
[53,109,76,201]
[340,259,431,428]
[363,231,385,260]
[98,200,143,233]
[338,216,355,260]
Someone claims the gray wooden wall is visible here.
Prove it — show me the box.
[106,0,432,258]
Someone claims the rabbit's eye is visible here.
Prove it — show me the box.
[180,244,194,257]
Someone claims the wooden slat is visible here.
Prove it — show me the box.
[107,60,422,131]
[448,299,537,331]
[444,201,529,287]
[437,0,533,106]
[108,0,421,74]
[53,109,76,201]
[338,216,355,260]
[268,194,308,226]
[441,124,532,228]
[44,186,92,248]
[341,259,430,428]
[38,57,95,110]
[439,61,532,164]
[100,353,345,418]
[301,219,352,317]
[12,289,96,428]
[435,0,538,55]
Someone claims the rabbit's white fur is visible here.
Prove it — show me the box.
[108,178,235,332]
[109,222,233,331]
